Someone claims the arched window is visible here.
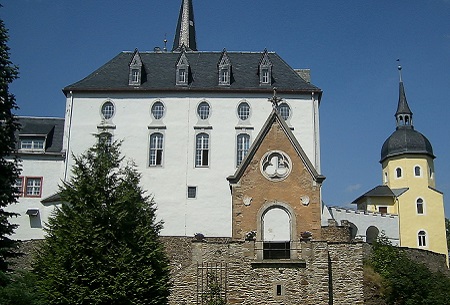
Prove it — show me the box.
[262,207,290,259]
[278,103,291,120]
[99,132,113,146]
[149,133,164,166]
[236,134,250,166]
[151,101,165,120]
[384,172,388,184]
[197,101,211,120]
[418,230,427,247]
[237,101,250,121]
[348,222,358,240]
[101,101,115,120]
[396,167,402,178]
[366,226,379,244]
[414,166,421,177]
[416,198,424,215]
[195,133,209,167]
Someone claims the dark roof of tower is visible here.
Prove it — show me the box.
[380,127,434,162]
[63,51,321,95]
[396,81,412,116]
[173,0,197,51]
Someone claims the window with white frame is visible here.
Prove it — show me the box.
[414,166,421,177]
[236,133,250,166]
[149,133,164,166]
[176,52,189,86]
[220,68,229,84]
[418,230,427,247]
[25,177,42,197]
[132,69,140,83]
[99,132,113,146]
[278,103,291,120]
[178,69,186,83]
[20,137,45,151]
[261,69,270,84]
[15,177,24,197]
[101,101,115,120]
[416,198,424,214]
[195,133,209,167]
[237,101,250,121]
[197,101,210,120]
[151,101,165,120]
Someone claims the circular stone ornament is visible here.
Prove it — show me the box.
[300,195,310,206]
[260,150,292,181]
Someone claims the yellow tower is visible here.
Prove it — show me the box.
[380,66,447,258]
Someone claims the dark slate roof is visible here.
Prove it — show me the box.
[16,117,65,153]
[352,185,396,204]
[396,81,412,116]
[380,126,434,163]
[63,51,321,95]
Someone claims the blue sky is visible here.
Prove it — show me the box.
[2,0,450,214]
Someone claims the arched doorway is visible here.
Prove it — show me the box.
[366,226,379,244]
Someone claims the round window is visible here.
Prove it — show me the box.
[151,101,165,119]
[101,101,115,120]
[278,103,290,120]
[237,101,250,121]
[197,101,210,120]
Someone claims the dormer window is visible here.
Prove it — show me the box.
[218,49,231,86]
[128,49,143,86]
[259,49,273,86]
[176,51,190,86]
[20,137,45,152]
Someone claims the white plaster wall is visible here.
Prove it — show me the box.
[329,207,400,245]
[63,91,319,237]
[5,156,64,240]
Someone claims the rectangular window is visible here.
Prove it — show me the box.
[178,69,186,83]
[379,207,387,214]
[236,134,250,167]
[14,177,24,197]
[276,284,282,296]
[25,177,42,197]
[132,69,140,83]
[149,133,164,166]
[220,68,229,84]
[187,186,197,199]
[263,241,290,259]
[20,137,45,151]
[262,69,270,83]
[195,133,209,167]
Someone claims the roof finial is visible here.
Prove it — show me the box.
[268,87,283,110]
[163,34,168,52]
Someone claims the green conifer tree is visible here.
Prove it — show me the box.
[34,139,171,305]
[0,16,20,275]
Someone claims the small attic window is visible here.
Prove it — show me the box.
[218,50,231,86]
[20,137,46,152]
[259,49,273,86]
[128,49,143,86]
[176,52,190,86]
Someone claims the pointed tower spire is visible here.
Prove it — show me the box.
[395,65,413,129]
[172,0,197,52]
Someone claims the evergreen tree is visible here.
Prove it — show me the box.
[34,139,171,305]
[0,15,20,275]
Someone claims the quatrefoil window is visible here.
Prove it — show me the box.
[260,150,292,181]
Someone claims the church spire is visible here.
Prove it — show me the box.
[172,0,197,52]
[395,65,413,129]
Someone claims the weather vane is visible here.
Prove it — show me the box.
[268,87,282,109]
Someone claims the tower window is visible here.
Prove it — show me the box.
[416,198,424,214]
[396,167,402,178]
[414,166,421,177]
[418,230,427,247]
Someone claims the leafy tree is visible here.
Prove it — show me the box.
[202,272,226,305]
[445,218,450,251]
[34,139,171,305]
[368,235,450,305]
[0,270,44,305]
[0,15,20,276]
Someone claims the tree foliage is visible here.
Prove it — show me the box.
[0,270,44,305]
[202,272,226,305]
[0,15,20,275]
[368,235,450,304]
[34,140,171,305]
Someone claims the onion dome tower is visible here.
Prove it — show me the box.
[379,66,447,260]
